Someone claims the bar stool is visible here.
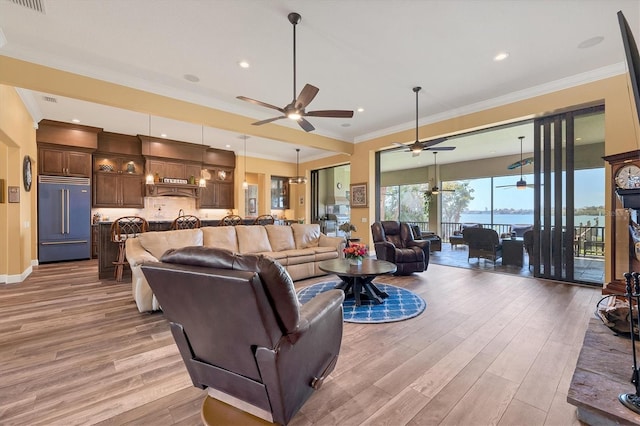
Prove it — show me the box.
[252,214,275,225]
[170,215,201,230]
[110,216,148,282]
[218,215,243,226]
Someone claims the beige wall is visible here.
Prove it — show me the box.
[0,84,37,283]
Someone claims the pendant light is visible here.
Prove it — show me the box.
[516,136,527,190]
[429,152,440,195]
[242,135,249,190]
[289,148,307,184]
[199,125,207,188]
[145,115,155,186]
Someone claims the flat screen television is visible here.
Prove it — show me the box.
[618,10,640,127]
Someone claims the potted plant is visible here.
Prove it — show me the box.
[339,222,357,239]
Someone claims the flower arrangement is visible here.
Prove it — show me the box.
[339,222,357,238]
[343,242,368,263]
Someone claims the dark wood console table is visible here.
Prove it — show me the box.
[568,317,640,425]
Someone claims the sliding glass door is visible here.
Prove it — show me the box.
[532,106,604,284]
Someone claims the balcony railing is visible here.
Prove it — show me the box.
[407,221,604,257]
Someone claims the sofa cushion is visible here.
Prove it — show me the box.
[137,228,203,260]
[202,226,239,252]
[236,225,273,254]
[265,225,296,251]
[282,249,316,265]
[291,223,320,249]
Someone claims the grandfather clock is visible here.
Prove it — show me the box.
[604,150,640,294]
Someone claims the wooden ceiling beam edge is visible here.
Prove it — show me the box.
[0,55,353,155]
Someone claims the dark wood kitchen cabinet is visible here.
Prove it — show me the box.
[39,147,92,177]
[93,154,144,208]
[198,167,234,209]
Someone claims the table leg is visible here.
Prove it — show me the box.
[338,275,389,306]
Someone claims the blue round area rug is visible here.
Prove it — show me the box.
[297,281,426,324]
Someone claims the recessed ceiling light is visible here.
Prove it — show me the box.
[225,144,231,148]
[160,133,167,138]
[357,107,364,112]
[184,74,200,82]
[576,137,582,141]
[493,52,509,61]
[578,36,604,49]
[238,60,250,69]
[71,118,80,123]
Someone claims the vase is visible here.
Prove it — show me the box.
[348,258,362,266]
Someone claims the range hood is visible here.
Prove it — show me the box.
[326,194,349,205]
[324,166,350,205]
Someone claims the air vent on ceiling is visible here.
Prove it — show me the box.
[42,96,57,103]
[10,0,45,14]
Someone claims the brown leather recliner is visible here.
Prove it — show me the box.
[141,246,344,425]
[371,221,430,275]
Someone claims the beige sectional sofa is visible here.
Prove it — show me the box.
[125,223,345,312]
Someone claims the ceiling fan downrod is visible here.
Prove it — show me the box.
[414,86,421,143]
[288,12,301,103]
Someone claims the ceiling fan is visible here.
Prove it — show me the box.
[496,136,533,189]
[393,86,455,156]
[425,152,455,197]
[236,12,354,132]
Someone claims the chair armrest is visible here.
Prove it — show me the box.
[407,240,430,251]
[125,238,158,267]
[319,234,346,251]
[255,288,344,424]
[289,289,344,342]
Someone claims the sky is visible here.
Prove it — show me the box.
[460,168,605,211]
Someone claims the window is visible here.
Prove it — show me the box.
[380,183,429,222]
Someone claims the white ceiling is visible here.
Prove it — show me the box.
[0,0,636,165]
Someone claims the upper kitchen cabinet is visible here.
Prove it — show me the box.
[92,154,144,208]
[37,120,100,177]
[92,132,144,208]
[271,176,289,209]
[39,148,92,177]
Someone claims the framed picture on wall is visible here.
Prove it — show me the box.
[350,183,367,207]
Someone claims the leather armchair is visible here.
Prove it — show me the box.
[371,221,429,275]
[462,227,503,263]
[141,246,344,425]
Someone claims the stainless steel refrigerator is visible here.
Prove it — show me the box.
[38,175,91,263]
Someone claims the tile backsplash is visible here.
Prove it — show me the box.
[92,197,228,222]
[92,197,290,223]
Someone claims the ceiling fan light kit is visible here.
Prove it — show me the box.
[236,12,353,132]
[392,87,455,156]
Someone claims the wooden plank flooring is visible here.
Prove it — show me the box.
[0,260,601,425]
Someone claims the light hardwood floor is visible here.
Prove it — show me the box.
[0,260,600,425]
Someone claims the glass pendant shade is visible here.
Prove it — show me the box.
[289,148,307,184]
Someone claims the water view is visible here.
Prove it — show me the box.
[457,212,603,227]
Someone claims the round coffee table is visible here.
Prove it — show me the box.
[318,258,397,306]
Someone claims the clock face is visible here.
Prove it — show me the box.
[615,164,640,189]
